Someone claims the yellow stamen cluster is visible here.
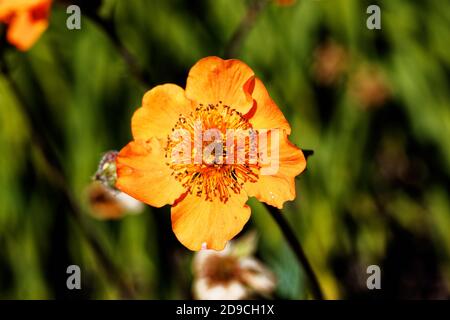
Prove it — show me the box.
[165,102,260,203]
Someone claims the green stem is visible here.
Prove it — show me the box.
[0,54,136,299]
[224,0,270,58]
[264,203,324,300]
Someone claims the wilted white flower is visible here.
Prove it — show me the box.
[192,232,276,300]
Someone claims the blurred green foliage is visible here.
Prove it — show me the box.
[0,0,449,299]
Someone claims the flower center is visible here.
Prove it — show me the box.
[165,102,260,203]
[203,254,240,285]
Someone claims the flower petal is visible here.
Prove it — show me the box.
[245,131,306,209]
[132,84,193,141]
[171,192,251,251]
[0,0,50,19]
[193,248,230,276]
[6,10,48,51]
[246,78,291,134]
[193,278,248,300]
[239,257,276,294]
[185,56,255,114]
[116,139,185,207]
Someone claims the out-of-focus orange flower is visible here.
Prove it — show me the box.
[313,40,348,85]
[348,64,391,109]
[87,182,144,220]
[0,0,52,51]
[275,0,296,6]
[116,56,306,251]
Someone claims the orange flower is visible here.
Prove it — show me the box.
[275,0,296,6]
[0,0,52,51]
[313,40,348,85]
[348,64,390,109]
[116,57,306,251]
[87,182,144,220]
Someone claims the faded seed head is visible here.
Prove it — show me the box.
[94,150,119,189]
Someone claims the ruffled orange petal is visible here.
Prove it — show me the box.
[275,0,296,6]
[116,139,185,208]
[171,192,251,251]
[6,9,48,51]
[132,84,193,141]
[0,0,48,17]
[185,56,255,114]
[245,131,306,209]
[246,78,291,134]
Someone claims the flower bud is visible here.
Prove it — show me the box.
[94,150,119,189]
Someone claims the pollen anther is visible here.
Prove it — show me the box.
[165,103,260,203]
